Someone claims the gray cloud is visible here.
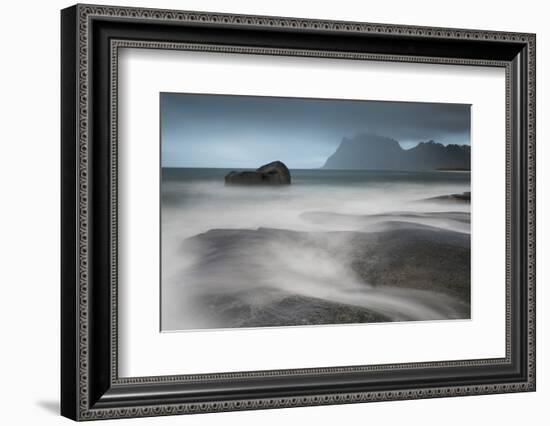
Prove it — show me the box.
[161,93,470,168]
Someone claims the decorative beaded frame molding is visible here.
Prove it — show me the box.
[62,3,536,421]
[109,41,512,385]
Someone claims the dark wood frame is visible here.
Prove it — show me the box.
[61,4,536,421]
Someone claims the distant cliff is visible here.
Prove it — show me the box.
[322,133,470,171]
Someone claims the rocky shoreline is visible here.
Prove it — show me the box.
[163,216,470,330]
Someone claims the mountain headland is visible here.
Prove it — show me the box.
[323,133,470,171]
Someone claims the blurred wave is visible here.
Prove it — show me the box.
[161,169,470,331]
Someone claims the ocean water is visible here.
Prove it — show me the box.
[161,168,471,331]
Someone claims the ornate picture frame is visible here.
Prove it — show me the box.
[61,4,535,421]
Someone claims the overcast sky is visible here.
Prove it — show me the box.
[161,93,471,169]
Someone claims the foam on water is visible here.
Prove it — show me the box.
[161,168,471,330]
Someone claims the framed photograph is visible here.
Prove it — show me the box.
[61,4,536,421]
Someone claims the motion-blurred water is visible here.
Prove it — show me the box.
[161,168,471,331]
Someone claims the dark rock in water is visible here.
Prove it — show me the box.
[454,191,471,201]
[225,161,291,185]
[224,171,264,185]
[424,191,471,203]
[257,161,291,184]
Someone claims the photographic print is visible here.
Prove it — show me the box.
[160,93,471,331]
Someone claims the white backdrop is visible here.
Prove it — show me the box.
[0,0,547,425]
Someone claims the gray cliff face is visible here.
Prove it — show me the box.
[225,161,291,185]
[323,133,470,171]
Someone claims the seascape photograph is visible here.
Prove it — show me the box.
[160,93,471,331]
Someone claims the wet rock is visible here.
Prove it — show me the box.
[424,191,471,203]
[225,161,291,185]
